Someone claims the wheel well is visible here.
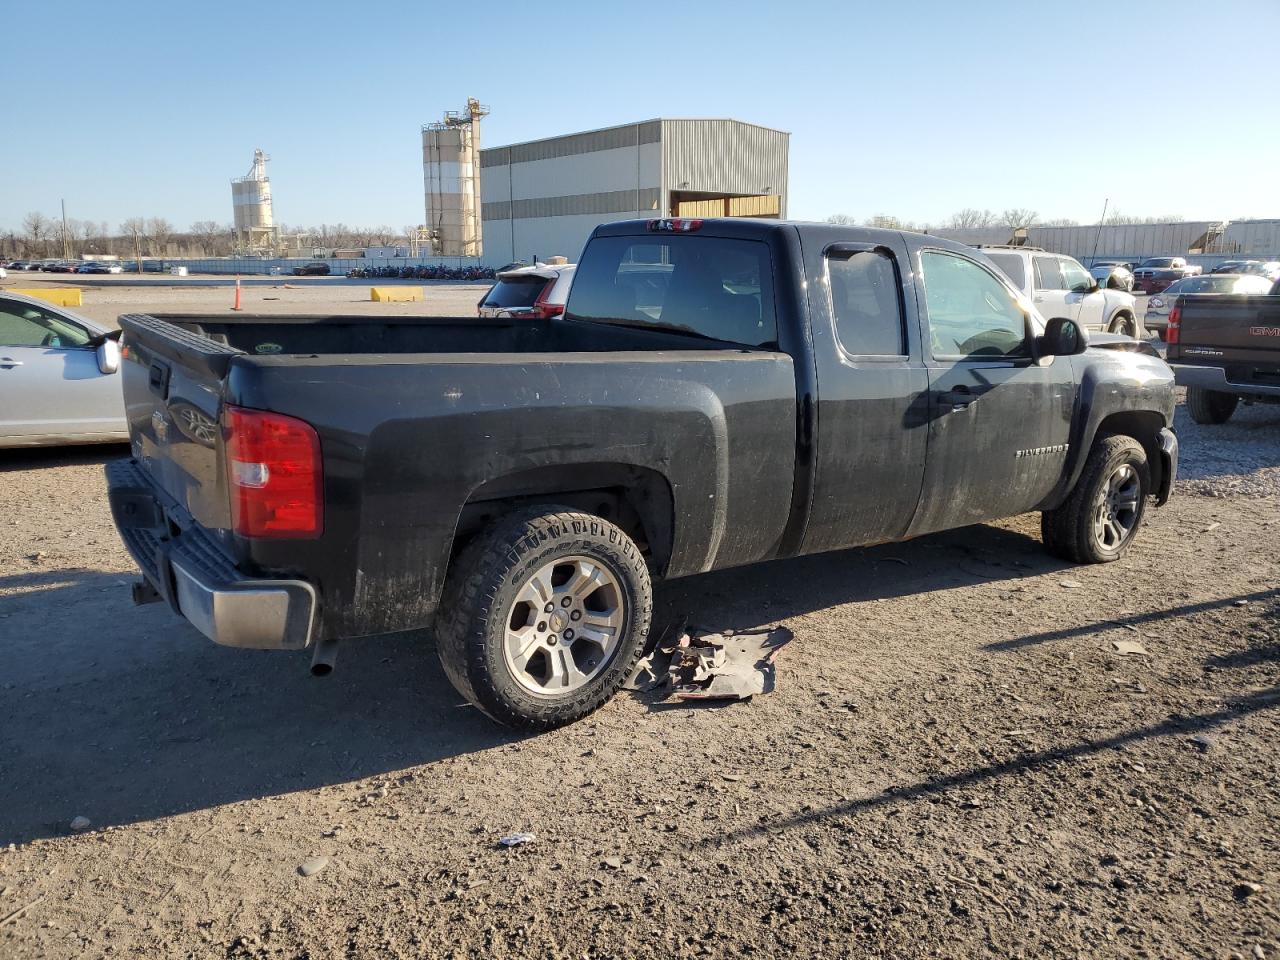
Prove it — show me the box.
[450,463,675,577]
[1096,411,1165,492]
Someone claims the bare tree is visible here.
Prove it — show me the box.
[22,211,51,256]
[947,208,997,229]
[1104,211,1185,225]
[369,225,399,246]
[190,220,234,256]
[146,217,174,256]
[1001,208,1039,231]
[1040,217,1080,227]
[825,213,857,225]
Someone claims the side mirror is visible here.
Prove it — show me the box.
[1038,317,1088,357]
[96,339,120,375]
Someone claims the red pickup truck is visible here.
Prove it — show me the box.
[1132,257,1202,295]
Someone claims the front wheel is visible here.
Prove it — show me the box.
[435,506,652,730]
[1186,386,1238,425]
[1107,313,1137,337]
[1042,434,1149,564]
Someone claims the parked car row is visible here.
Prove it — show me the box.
[1210,259,1280,281]
[1,258,125,274]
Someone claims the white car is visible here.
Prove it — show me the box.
[0,291,127,447]
[477,262,576,319]
[979,247,1143,337]
[1144,273,1274,336]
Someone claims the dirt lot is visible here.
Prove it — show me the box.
[0,286,1278,958]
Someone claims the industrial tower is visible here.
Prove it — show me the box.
[231,148,280,255]
[421,98,488,258]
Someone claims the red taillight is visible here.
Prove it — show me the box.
[1166,305,1180,344]
[224,405,322,538]
[531,281,563,319]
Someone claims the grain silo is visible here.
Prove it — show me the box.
[422,99,487,258]
[231,149,279,255]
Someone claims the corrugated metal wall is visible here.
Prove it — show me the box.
[1025,222,1221,260]
[662,120,789,216]
[1220,219,1280,255]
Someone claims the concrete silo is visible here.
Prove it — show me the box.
[231,149,280,255]
[422,99,487,258]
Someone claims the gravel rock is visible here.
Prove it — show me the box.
[69,816,91,832]
[297,856,329,878]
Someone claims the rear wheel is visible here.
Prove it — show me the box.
[435,506,652,730]
[1042,434,1149,564]
[1186,386,1238,425]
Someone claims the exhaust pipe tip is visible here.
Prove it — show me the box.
[310,636,338,677]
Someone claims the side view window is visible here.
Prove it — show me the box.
[1060,259,1094,292]
[920,252,1029,360]
[0,300,92,348]
[1033,256,1066,291]
[827,249,905,356]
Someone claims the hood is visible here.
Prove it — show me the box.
[1087,332,1160,358]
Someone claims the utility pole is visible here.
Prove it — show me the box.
[60,198,71,259]
[1089,198,1109,266]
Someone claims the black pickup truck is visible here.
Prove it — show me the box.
[107,218,1178,728]
[1167,278,1280,423]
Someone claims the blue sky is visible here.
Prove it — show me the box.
[3,0,1277,233]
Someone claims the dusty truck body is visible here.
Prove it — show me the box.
[107,218,1178,728]
[1167,279,1280,423]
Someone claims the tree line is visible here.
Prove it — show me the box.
[825,209,1191,232]
[1,212,423,259]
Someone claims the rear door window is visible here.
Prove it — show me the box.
[826,249,906,356]
[1033,256,1066,291]
[984,253,1025,289]
[483,277,549,309]
[567,235,777,346]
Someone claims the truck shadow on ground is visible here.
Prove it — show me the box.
[699,682,1280,848]
[0,521,1083,847]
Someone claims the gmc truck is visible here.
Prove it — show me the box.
[106,219,1179,729]
[1167,277,1280,423]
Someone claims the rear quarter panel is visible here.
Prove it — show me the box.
[226,351,797,638]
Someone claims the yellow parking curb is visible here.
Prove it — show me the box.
[370,286,423,303]
[10,288,83,307]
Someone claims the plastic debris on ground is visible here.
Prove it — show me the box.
[497,832,536,848]
[624,623,794,702]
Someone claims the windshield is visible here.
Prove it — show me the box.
[1140,258,1177,268]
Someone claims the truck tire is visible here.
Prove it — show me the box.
[1041,434,1149,564]
[1185,386,1238,425]
[435,506,652,730]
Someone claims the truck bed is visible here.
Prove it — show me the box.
[116,312,799,640]
[1169,293,1280,395]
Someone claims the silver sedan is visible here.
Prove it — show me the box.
[1143,273,1274,336]
[0,292,127,447]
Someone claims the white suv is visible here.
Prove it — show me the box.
[477,262,576,320]
[979,247,1143,338]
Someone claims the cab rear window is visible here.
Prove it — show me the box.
[567,235,777,347]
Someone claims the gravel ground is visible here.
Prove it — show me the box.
[0,291,1277,959]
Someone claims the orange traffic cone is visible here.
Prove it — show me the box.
[232,275,242,311]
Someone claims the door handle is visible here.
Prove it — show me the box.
[938,386,979,411]
[0,357,23,367]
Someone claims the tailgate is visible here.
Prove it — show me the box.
[1176,294,1280,370]
[118,314,242,537]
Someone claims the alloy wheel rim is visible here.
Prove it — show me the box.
[1093,464,1141,550]
[503,555,625,697]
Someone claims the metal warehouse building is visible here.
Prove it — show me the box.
[479,118,789,266]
